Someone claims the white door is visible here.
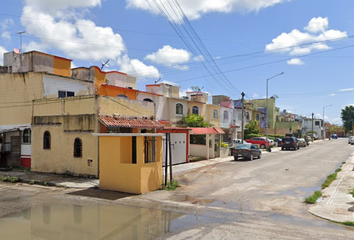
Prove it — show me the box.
[162,133,187,166]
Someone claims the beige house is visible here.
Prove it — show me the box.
[31,95,160,177]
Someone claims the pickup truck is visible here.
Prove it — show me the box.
[245,137,273,149]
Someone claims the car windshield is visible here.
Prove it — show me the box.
[298,138,305,141]
[236,144,251,149]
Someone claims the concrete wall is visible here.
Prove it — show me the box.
[0,72,44,126]
[98,96,155,118]
[106,71,137,89]
[146,83,180,98]
[31,115,98,177]
[99,136,163,194]
[205,105,221,127]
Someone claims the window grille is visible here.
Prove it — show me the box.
[144,136,156,163]
[43,131,51,149]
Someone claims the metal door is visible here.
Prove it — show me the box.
[162,133,187,166]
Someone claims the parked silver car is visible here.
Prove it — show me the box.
[348,136,354,145]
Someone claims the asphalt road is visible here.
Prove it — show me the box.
[1,138,354,239]
[150,137,354,239]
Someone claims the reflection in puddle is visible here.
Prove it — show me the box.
[0,204,189,240]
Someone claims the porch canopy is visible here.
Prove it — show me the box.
[99,115,164,130]
[188,127,225,135]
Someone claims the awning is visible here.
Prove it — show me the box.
[188,127,225,135]
[0,124,31,134]
[99,115,164,129]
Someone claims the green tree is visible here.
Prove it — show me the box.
[182,115,211,127]
[341,105,354,133]
[244,120,260,139]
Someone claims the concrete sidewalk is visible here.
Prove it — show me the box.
[309,152,354,223]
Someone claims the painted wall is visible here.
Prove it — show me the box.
[97,85,138,100]
[205,105,221,127]
[98,96,155,118]
[106,71,137,89]
[31,115,98,177]
[43,74,93,98]
[164,98,188,125]
[53,56,71,77]
[146,83,179,98]
[0,72,44,126]
[99,136,163,194]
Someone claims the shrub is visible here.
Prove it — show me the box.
[163,180,179,191]
[322,173,337,189]
[305,191,322,204]
[221,142,228,148]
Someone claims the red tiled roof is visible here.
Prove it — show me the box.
[158,120,172,125]
[99,115,164,129]
[189,127,225,135]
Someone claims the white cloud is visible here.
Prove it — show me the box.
[1,18,14,41]
[145,45,191,70]
[1,32,11,41]
[330,93,336,97]
[252,93,259,98]
[287,58,304,65]
[194,55,205,62]
[126,0,289,21]
[118,54,160,79]
[0,46,7,64]
[315,113,322,118]
[338,88,354,92]
[265,17,347,56]
[304,17,328,33]
[330,118,342,125]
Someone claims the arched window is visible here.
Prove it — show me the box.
[43,131,51,149]
[74,138,82,158]
[192,106,199,115]
[213,110,218,119]
[23,128,31,144]
[246,112,250,120]
[176,103,183,115]
[238,113,242,120]
[116,94,129,99]
[223,111,228,120]
[143,98,153,102]
[256,114,260,121]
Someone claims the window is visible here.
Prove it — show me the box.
[223,111,228,120]
[143,98,153,102]
[144,137,156,163]
[176,103,183,115]
[246,112,250,120]
[190,135,206,145]
[43,131,51,149]
[117,94,129,99]
[315,121,320,126]
[58,90,74,98]
[256,114,260,121]
[22,128,31,144]
[238,113,242,120]
[192,106,199,115]
[213,110,218,119]
[74,138,82,158]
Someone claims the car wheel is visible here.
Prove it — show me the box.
[260,144,265,149]
[258,153,262,159]
[281,147,284,150]
[249,154,254,161]
[234,156,238,161]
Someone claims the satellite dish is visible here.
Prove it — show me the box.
[100,59,110,70]
[13,48,21,55]
[154,78,161,84]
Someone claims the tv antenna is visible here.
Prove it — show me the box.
[154,78,161,84]
[100,59,110,70]
[17,31,26,53]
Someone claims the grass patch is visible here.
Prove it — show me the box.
[349,188,354,197]
[343,221,354,227]
[163,180,179,191]
[322,173,338,189]
[0,175,20,183]
[305,191,322,204]
[335,168,342,173]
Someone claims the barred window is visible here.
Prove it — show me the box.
[213,110,218,119]
[23,128,31,144]
[43,131,51,149]
[176,103,183,115]
[192,106,199,115]
[144,136,156,163]
[74,138,82,158]
[223,111,228,120]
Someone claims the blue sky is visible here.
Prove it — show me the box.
[1,0,353,125]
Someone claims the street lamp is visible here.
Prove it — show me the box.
[266,72,284,152]
[322,105,332,139]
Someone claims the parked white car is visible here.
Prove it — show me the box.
[348,136,354,145]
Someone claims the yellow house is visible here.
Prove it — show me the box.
[95,133,164,194]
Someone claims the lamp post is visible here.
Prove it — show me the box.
[266,72,284,152]
[322,105,332,139]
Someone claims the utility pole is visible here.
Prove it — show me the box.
[311,113,314,142]
[241,92,245,142]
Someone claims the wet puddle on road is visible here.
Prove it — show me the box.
[0,204,228,240]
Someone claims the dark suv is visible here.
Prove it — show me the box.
[281,136,299,150]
